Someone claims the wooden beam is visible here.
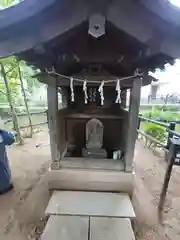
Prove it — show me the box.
[47,76,59,162]
[124,77,142,172]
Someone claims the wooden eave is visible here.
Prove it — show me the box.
[0,0,180,59]
[0,0,179,89]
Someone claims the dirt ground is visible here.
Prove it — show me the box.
[0,126,51,240]
[1,128,180,239]
[134,141,180,240]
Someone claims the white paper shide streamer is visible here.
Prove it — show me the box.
[115,79,121,103]
[98,80,104,105]
[83,79,88,104]
[45,67,143,104]
[70,77,74,102]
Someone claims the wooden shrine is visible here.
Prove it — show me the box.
[0,1,180,238]
[0,0,179,188]
[0,0,179,187]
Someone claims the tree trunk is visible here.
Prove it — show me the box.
[17,61,33,137]
[0,62,23,145]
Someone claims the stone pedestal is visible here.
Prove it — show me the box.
[82,148,107,158]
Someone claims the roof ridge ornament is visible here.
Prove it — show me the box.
[88,13,105,38]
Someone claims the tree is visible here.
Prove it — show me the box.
[0,56,22,120]
[20,64,42,95]
[0,0,22,9]
[17,61,33,137]
[0,62,23,145]
[0,56,20,103]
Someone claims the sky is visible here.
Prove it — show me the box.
[170,0,180,7]
[141,59,180,97]
[140,0,180,97]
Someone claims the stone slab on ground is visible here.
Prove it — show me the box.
[90,217,135,240]
[41,215,88,240]
[45,191,135,218]
[41,215,135,240]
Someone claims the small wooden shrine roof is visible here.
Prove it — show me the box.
[0,0,180,81]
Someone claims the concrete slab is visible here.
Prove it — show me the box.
[41,215,88,240]
[45,191,135,218]
[90,217,135,240]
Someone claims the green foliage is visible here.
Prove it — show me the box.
[141,107,180,122]
[160,111,180,122]
[140,105,180,112]
[20,63,42,96]
[0,57,21,105]
[0,57,44,110]
[0,0,22,8]
[144,123,167,143]
[155,105,179,112]
[143,109,161,119]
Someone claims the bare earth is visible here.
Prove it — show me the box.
[1,129,180,239]
[134,141,180,240]
[0,126,51,240]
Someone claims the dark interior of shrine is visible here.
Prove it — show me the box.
[56,84,129,159]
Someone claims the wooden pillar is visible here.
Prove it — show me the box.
[47,77,59,162]
[124,77,142,172]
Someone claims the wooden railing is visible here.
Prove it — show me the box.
[4,110,48,129]
[138,115,180,151]
[138,115,180,221]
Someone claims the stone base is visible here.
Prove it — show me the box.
[47,168,133,195]
[82,148,107,158]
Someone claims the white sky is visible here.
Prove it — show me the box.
[170,0,180,7]
[141,0,180,97]
[141,59,180,97]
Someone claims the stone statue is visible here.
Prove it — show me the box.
[86,118,103,149]
[82,118,107,158]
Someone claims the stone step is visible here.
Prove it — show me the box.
[47,169,133,194]
[45,191,135,218]
[90,217,136,240]
[41,216,88,240]
[41,215,135,240]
